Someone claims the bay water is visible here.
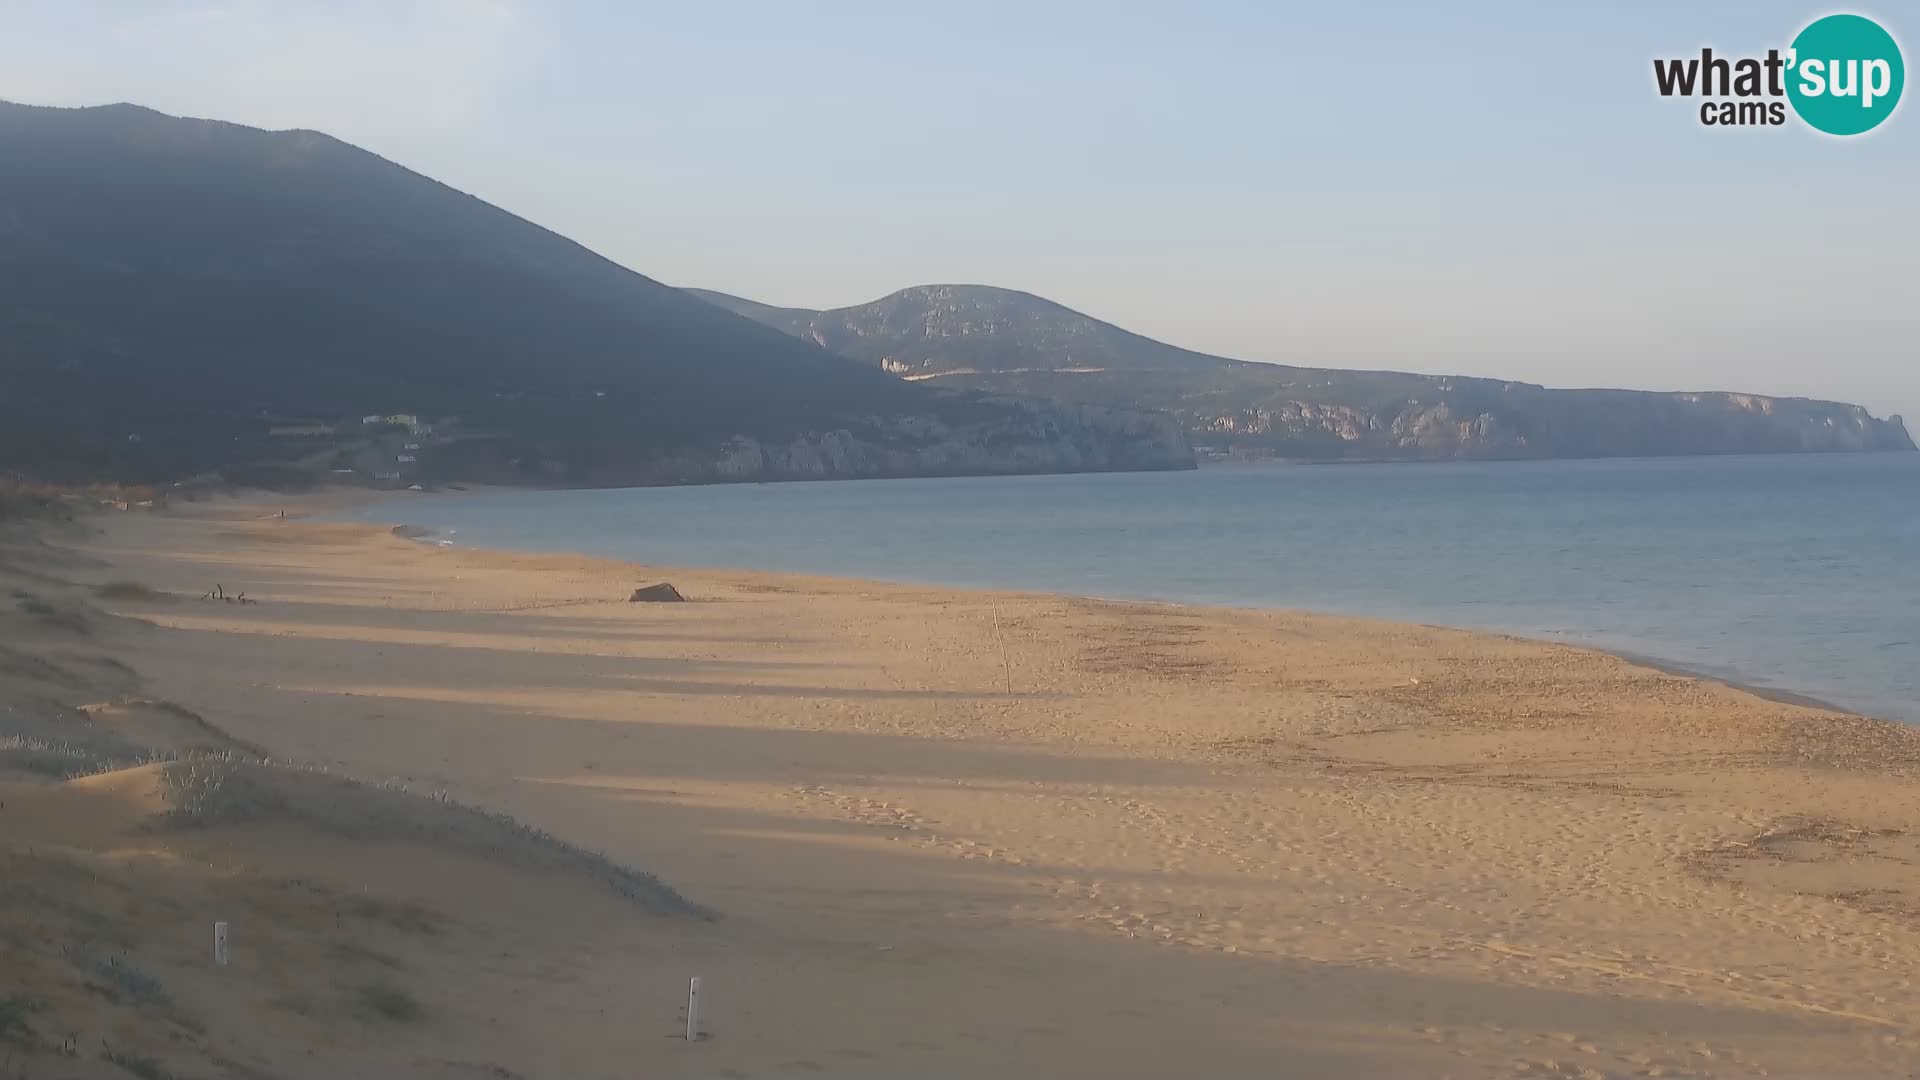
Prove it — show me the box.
[330,453,1920,722]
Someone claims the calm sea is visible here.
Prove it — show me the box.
[331,453,1920,722]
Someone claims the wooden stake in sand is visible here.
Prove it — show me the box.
[686,976,704,1041]
[990,604,1013,694]
[213,921,230,966]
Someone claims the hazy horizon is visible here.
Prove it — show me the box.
[3,1,1913,420]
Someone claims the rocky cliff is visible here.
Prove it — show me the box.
[702,400,1194,481]
[1180,383,1914,460]
[690,285,1914,461]
[432,397,1194,487]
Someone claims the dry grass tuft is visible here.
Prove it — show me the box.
[98,1045,174,1080]
[0,994,48,1049]
[95,581,173,603]
[353,981,426,1023]
[14,593,91,636]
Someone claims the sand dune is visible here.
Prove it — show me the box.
[5,494,1920,1077]
[0,527,708,1080]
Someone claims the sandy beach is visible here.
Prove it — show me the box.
[6,492,1920,1079]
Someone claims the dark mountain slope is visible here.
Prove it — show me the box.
[692,285,1913,461]
[0,103,1189,483]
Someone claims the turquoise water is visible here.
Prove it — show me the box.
[333,453,1920,722]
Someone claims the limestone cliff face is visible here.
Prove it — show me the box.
[691,285,1915,463]
[700,402,1193,482]
[1187,390,1910,460]
[489,398,1196,486]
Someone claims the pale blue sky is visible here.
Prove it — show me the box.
[3,2,1915,419]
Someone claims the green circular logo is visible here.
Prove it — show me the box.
[1787,14,1905,135]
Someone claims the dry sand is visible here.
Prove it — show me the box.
[6,491,1920,1078]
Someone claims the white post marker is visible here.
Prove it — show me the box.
[686,976,703,1041]
[213,921,230,966]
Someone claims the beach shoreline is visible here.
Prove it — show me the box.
[345,481,1881,727]
[9,491,1920,1076]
